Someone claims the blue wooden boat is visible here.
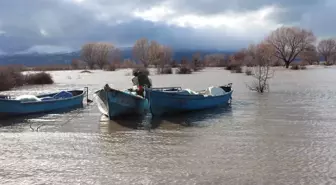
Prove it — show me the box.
[145,83,233,116]
[94,84,149,119]
[0,89,85,119]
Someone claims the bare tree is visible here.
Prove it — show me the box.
[244,44,258,66]
[232,49,246,65]
[159,46,172,65]
[81,43,96,69]
[71,59,80,69]
[191,52,203,71]
[180,57,188,65]
[148,40,162,67]
[81,42,115,69]
[246,43,275,93]
[110,48,122,68]
[157,45,173,74]
[121,59,135,68]
[317,38,336,65]
[133,38,149,67]
[300,44,319,65]
[94,42,115,69]
[266,26,316,68]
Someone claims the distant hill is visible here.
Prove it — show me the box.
[0,48,317,66]
[0,48,236,66]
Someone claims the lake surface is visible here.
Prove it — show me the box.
[1,67,336,185]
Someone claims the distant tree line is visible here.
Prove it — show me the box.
[76,26,336,75]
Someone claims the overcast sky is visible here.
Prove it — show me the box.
[0,0,335,54]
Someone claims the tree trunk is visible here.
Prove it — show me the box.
[285,61,290,68]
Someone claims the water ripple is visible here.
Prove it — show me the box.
[1,68,336,184]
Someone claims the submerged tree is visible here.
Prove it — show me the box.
[81,43,96,69]
[246,43,275,93]
[111,48,122,67]
[204,53,226,67]
[299,44,319,65]
[317,38,336,65]
[191,52,203,71]
[148,40,163,67]
[94,42,115,69]
[81,42,115,69]
[132,38,150,67]
[266,26,316,68]
[156,45,173,74]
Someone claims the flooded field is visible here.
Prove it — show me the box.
[1,67,336,184]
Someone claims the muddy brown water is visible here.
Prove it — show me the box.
[1,67,336,185]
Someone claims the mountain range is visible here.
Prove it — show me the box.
[0,48,236,66]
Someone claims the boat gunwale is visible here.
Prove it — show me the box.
[146,88,233,100]
[105,87,146,101]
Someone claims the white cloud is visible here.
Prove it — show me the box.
[39,29,48,36]
[133,4,282,39]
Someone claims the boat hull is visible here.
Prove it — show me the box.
[0,90,85,119]
[96,86,149,120]
[145,88,233,116]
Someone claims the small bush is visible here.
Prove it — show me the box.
[176,65,192,74]
[191,63,204,72]
[323,62,333,66]
[225,65,232,70]
[0,67,54,91]
[245,62,255,67]
[0,67,24,91]
[170,60,178,68]
[157,66,173,74]
[290,64,300,70]
[245,68,253,75]
[300,65,307,70]
[120,59,136,68]
[272,60,284,67]
[234,66,243,73]
[104,63,117,71]
[225,62,241,71]
[290,63,307,70]
[25,72,54,85]
[226,62,242,73]
[132,67,150,76]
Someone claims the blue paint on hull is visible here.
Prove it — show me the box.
[0,90,85,119]
[104,88,149,119]
[146,88,233,117]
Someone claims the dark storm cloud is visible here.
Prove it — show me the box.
[169,0,324,15]
[0,0,335,54]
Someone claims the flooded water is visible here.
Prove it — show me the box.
[1,67,336,184]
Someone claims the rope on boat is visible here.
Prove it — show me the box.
[57,86,94,127]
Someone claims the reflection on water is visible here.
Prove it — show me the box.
[1,67,336,184]
[151,106,233,127]
[99,105,233,134]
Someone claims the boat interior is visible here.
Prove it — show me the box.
[0,90,84,102]
[157,84,232,97]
